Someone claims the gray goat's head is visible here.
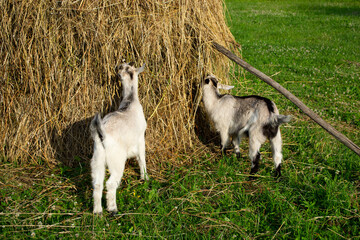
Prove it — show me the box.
[203,75,234,93]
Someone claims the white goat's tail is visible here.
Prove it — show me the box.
[90,113,105,144]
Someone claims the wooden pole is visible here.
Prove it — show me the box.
[213,42,360,157]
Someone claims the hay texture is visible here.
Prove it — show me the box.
[1,0,238,167]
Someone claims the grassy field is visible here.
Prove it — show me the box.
[1,0,360,239]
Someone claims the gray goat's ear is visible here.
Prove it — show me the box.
[136,63,146,74]
[218,84,234,90]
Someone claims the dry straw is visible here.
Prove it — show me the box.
[0,0,239,170]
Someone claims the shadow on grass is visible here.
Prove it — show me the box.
[49,75,122,210]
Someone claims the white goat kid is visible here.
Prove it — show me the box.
[90,62,148,215]
[202,75,291,177]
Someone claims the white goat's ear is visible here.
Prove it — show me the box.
[218,84,234,90]
[136,63,146,74]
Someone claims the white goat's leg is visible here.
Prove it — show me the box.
[249,136,262,175]
[137,137,148,180]
[105,148,126,214]
[91,143,106,214]
[270,130,283,177]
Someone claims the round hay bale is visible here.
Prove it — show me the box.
[0,0,239,171]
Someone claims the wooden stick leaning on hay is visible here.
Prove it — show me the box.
[213,42,360,157]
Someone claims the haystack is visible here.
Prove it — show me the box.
[0,0,239,170]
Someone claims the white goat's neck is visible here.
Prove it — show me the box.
[118,76,139,111]
[122,84,138,101]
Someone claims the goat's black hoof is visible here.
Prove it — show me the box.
[250,167,259,175]
[235,152,241,159]
[249,167,259,181]
[274,164,281,179]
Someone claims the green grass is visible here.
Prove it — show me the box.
[226,0,360,127]
[1,0,360,239]
[1,154,359,239]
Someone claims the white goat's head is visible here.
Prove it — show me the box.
[115,62,145,91]
[203,75,234,94]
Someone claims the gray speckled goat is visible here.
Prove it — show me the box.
[202,75,291,177]
[90,62,148,214]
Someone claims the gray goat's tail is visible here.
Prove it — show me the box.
[90,113,105,144]
[263,114,292,139]
[276,114,292,125]
[267,114,292,129]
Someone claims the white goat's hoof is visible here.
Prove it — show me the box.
[142,174,149,181]
[93,210,103,216]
